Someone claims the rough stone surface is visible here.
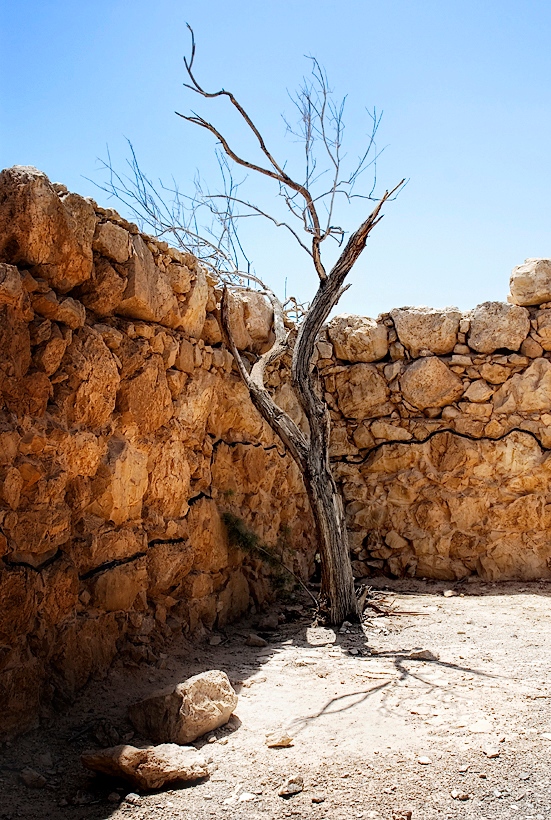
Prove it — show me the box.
[328,314,388,362]
[509,258,551,306]
[81,744,208,790]
[468,302,530,353]
[400,357,464,410]
[335,364,391,418]
[128,670,238,744]
[390,306,461,357]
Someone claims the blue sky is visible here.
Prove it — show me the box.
[2,0,551,317]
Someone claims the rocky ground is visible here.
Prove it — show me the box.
[2,578,551,820]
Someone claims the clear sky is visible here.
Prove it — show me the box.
[2,0,551,318]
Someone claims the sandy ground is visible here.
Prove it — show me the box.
[2,578,551,820]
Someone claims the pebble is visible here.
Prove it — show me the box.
[124,793,141,805]
[417,756,432,765]
[443,590,457,597]
[238,792,256,802]
[451,790,470,800]
[19,768,47,788]
[278,775,304,796]
[312,795,326,803]
[209,635,223,646]
[208,735,217,743]
[246,633,268,647]
[483,746,500,758]
[266,729,294,748]
[107,792,121,803]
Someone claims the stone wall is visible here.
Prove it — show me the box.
[2,165,551,739]
[0,167,314,738]
[314,267,551,584]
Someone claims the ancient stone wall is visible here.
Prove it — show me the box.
[2,165,551,740]
[0,167,314,738]
[314,267,551,584]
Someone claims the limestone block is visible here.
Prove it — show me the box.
[216,570,250,627]
[535,310,551,351]
[31,291,86,329]
[400,357,463,410]
[0,167,95,292]
[370,421,413,441]
[173,369,217,447]
[175,339,195,374]
[462,379,494,403]
[509,258,551,306]
[117,236,180,327]
[92,221,131,263]
[493,358,551,414]
[50,612,120,695]
[353,424,376,449]
[390,306,460,357]
[79,258,127,316]
[201,313,222,345]
[327,314,388,362]
[187,498,229,573]
[225,289,274,352]
[479,362,510,384]
[0,264,32,318]
[33,332,67,376]
[178,268,209,337]
[145,437,191,519]
[116,355,173,434]
[166,263,192,294]
[55,327,120,429]
[81,744,208,790]
[128,670,238,744]
[4,507,71,567]
[89,557,147,612]
[334,364,391,419]
[88,436,149,525]
[467,302,530,353]
[147,539,194,598]
[206,373,266,444]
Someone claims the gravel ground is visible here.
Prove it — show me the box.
[2,578,551,820]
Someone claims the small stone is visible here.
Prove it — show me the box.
[238,792,257,802]
[20,767,47,788]
[417,756,432,765]
[209,635,223,646]
[107,792,121,803]
[246,633,268,647]
[443,589,456,597]
[266,729,294,748]
[312,795,326,803]
[208,735,217,743]
[483,746,500,758]
[451,790,470,800]
[278,775,304,796]
[124,793,141,805]
[409,649,440,661]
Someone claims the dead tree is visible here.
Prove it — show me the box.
[98,27,404,624]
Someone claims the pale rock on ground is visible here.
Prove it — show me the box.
[81,743,208,789]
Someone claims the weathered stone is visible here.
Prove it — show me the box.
[178,268,209,337]
[462,380,494,403]
[89,558,147,612]
[87,436,149,525]
[509,258,551,306]
[79,258,127,316]
[128,670,238,744]
[328,314,388,362]
[0,167,95,292]
[370,421,412,441]
[117,356,173,434]
[335,364,391,419]
[166,263,192,294]
[92,221,131,263]
[4,507,71,566]
[400,357,463,410]
[31,291,86,329]
[225,289,274,352]
[187,498,229,573]
[468,302,530,353]
[117,236,180,327]
[81,744,208,790]
[493,358,551,414]
[535,310,551,351]
[391,306,460,357]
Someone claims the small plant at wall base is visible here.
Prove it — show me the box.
[98,26,404,624]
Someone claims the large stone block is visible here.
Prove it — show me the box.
[177,268,209,337]
[89,557,147,611]
[509,258,551,306]
[116,355,173,434]
[467,301,529,353]
[117,235,180,327]
[92,221,131,263]
[187,498,229,573]
[390,306,460,357]
[400,357,463,410]
[334,364,391,419]
[328,314,388,362]
[493,357,551,414]
[0,166,95,292]
[88,436,149,525]
[81,744,208,790]
[224,289,274,352]
[128,670,238,744]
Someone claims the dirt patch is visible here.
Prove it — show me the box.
[2,578,551,819]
